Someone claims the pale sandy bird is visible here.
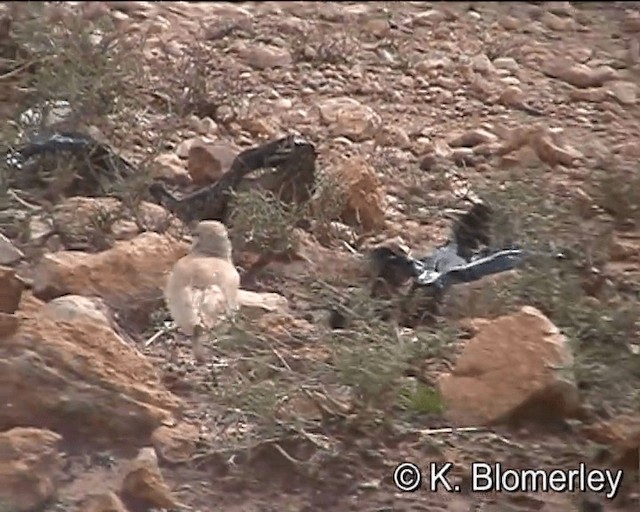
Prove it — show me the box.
[164,220,240,361]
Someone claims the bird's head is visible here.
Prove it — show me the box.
[193,220,233,260]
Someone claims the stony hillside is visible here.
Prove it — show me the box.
[1,2,639,511]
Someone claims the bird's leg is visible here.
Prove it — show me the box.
[191,324,206,363]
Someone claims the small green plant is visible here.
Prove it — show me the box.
[1,4,168,233]
[316,284,457,426]
[397,381,445,415]
[156,34,246,119]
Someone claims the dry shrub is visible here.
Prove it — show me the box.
[0,4,177,243]
[290,27,355,65]
[464,165,640,410]
[228,188,305,255]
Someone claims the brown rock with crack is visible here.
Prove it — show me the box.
[543,60,618,88]
[0,427,64,512]
[187,140,238,185]
[0,305,181,444]
[150,152,192,186]
[151,422,200,463]
[121,447,179,510]
[32,232,188,325]
[439,306,580,425]
[318,97,381,142]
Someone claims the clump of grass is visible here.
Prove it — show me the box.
[290,28,355,65]
[310,283,458,426]
[397,382,445,415]
[1,4,165,212]
[8,4,145,134]
[228,188,305,256]
[307,169,349,245]
[195,276,459,456]
[155,35,246,120]
[590,159,640,229]
[0,4,188,256]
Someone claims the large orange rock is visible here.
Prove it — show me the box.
[439,306,580,425]
[32,232,188,324]
[320,156,386,232]
[0,306,181,445]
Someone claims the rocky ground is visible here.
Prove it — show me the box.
[1,2,640,512]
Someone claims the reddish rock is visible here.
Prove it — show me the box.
[32,232,188,323]
[0,307,181,444]
[121,447,180,509]
[439,306,580,425]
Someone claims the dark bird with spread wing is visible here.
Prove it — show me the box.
[364,201,526,326]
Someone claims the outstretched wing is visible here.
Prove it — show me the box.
[418,248,525,290]
[412,201,523,291]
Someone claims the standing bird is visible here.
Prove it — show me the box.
[164,220,240,361]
